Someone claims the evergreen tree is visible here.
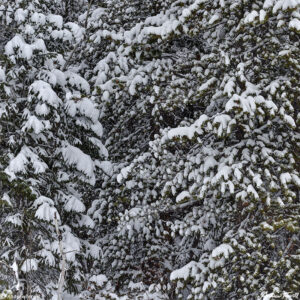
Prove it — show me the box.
[90,0,300,298]
[0,0,299,299]
[0,0,107,298]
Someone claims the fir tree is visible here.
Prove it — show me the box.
[0,0,107,298]
[0,0,299,299]
[91,0,300,298]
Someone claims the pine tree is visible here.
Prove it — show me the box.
[0,1,107,298]
[90,0,300,298]
[1,0,299,299]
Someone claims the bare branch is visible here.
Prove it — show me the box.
[54,213,66,300]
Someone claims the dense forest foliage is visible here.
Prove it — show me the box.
[0,0,299,299]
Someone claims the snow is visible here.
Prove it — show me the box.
[180,0,207,20]
[2,193,12,206]
[86,243,101,258]
[29,80,62,108]
[225,94,257,115]
[198,77,217,93]
[89,274,108,287]
[21,258,38,273]
[117,165,132,183]
[51,29,64,40]
[247,184,259,199]
[31,12,46,25]
[34,196,59,222]
[211,243,234,259]
[202,156,217,173]
[65,22,85,41]
[280,172,292,185]
[0,66,5,82]
[65,99,77,117]
[213,114,232,136]
[91,121,104,137]
[25,24,35,35]
[5,35,32,60]
[21,44,33,60]
[263,0,275,9]
[291,174,300,186]
[266,81,279,95]
[98,161,113,176]
[32,39,47,52]
[37,249,55,266]
[61,145,95,184]
[35,103,50,116]
[167,126,197,140]
[38,70,57,86]
[259,9,267,22]
[253,174,263,187]
[5,146,48,178]
[284,114,296,128]
[5,214,22,227]
[276,197,285,207]
[52,69,66,86]
[288,1,299,11]
[128,74,147,95]
[262,293,275,300]
[244,11,259,24]
[273,0,300,12]
[5,34,46,61]
[128,207,142,217]
[90,7,106,21]
[91,0,206,46]
[209,14,220,24]
[51,293,80,300]
[176,191,190,203]
[14,8,27,23]
[139,20,180,41]
[22,115,51,134]
[63,231,81,261]
[47,14,63,29]
[76,98,100,122]
[89,137,107,156]
[102,90,110,101]
[262,292,292,300]
[35,202,59,222]
[11,261,20,290]
[128,281,144,290]
[79,215,95,228]
[33,196,55,207]
[260,222,274,231]
[61,294,80,300]
[1,0,299,297]
[279,49,291,56]
[224,78,235,96]
[194,114,209,127]
[64,195,86,213]
[211,164,231,184]
[170,261,199,281]
[65,71,90,94]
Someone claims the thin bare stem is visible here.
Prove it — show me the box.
[54,213,66,300]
